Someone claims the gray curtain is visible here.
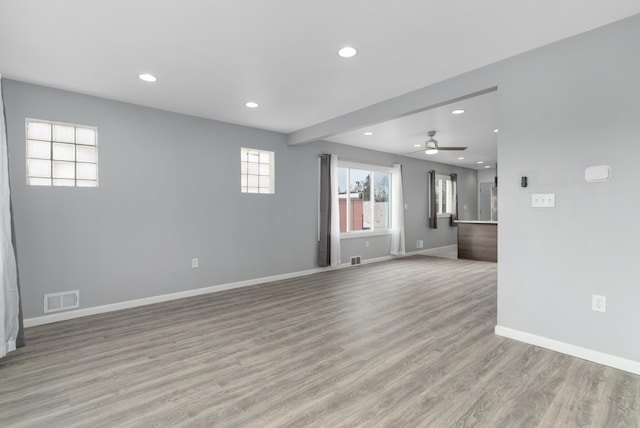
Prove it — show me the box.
[318,154,332,267]
[450,173,458,227]
[428,170,437,229]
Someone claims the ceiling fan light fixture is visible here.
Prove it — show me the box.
[425,130,439,154]
[425,140,438,154]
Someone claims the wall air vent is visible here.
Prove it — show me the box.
[44,290,80,313]
[350,256,362,265]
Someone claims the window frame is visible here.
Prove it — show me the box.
[338,160,393,238]
[25,118,99,187]
[240,147,275,194]
[434,173,454,217]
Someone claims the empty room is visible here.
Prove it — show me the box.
[1,1,639,426]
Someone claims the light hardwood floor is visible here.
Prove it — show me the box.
[1,256,639,427]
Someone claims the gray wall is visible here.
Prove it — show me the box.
[477,168,497,219]
[477,168,496,185]
[3,80,477,318]
[288,13,640,363]
[496,15,640,361]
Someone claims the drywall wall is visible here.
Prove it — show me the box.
[286,13,640,364]
[477,168,497,220]
[496,14,640,361]
[477,168,496,185]
[3,80,477,318]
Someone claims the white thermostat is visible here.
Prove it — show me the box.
[585,165,610,182]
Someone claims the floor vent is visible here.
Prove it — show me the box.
[350,256,362,265]
[44,290,80,313]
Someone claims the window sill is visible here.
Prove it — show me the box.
[340,230,392,239]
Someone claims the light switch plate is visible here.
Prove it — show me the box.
[532,193,556,208]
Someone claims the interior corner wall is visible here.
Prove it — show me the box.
[2,80,478,319]
[477,168,496,185]
[495,14,640,362]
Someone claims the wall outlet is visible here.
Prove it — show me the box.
[592,294,606,312]
[192,258,199,268]
[365,240,369,247]
[416,240,424,249]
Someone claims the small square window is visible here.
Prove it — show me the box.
[25,119,98,187]
[240,147,274,194]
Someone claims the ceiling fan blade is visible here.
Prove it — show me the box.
[437,147,468,151]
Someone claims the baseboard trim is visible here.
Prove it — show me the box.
[24,266,323,327]
[24,250,424,328]
[495,325,640,375]
[406,244,458,258]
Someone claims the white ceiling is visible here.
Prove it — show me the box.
[326,90,498,170]
[1,1,639,163]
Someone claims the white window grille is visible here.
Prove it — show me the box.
[26,119,98,187]
[241,147,274,194]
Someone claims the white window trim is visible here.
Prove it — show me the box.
[435,173,453,216]
[338,160,393,238]
[340,230,392,239]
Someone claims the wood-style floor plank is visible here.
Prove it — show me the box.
[0,256,638,427]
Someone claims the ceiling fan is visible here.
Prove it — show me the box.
[418,130,467,155]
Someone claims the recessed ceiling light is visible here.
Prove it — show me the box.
[494,128,499,133]
[245,101,259,108]
[138,73,157,82]
[476,161,484,164]
[363,132,373,136]
[452,109,465,115]
[484,165,491,169]
[413,144,422,147]
[457,157,465,160]
[338,46,357,58]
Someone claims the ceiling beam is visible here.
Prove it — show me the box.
[287,64,500,146]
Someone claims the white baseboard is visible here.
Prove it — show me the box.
[407,244,458,258]
[24,251,416,328]
[24,266,324,327]
[24,246,456,328]
[495,325,640,375]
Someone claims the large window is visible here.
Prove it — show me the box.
[241,147,274,194]
[434,174,453,215]
[338,162,391,234]
[25,119,98,187]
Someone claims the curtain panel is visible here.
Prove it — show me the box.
[450,173,458,227]
[428,170,437,229]
[390,164,405,256]
[1,76,21,358]
[317,154,341,267]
